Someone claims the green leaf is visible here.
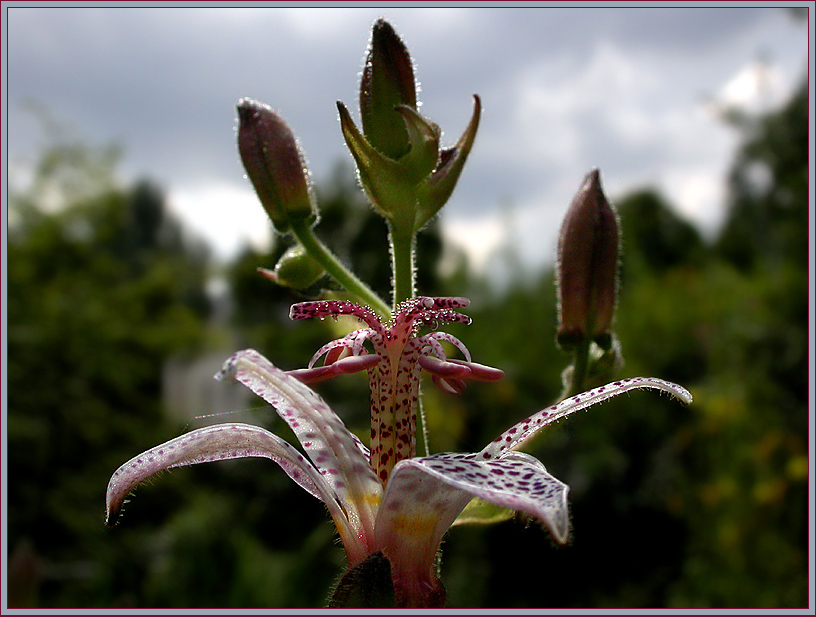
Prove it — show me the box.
[451,497,515,527]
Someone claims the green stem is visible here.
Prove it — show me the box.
[291,219,390,317]
[390,226,416,308]
[566,337,591,399]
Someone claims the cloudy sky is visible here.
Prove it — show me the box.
[6,4,810,274]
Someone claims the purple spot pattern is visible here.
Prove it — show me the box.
[105,423,338,527]
[377,450,570,552]
[480,376,693,459]
[286,297,499,485]
[217,350,381,534]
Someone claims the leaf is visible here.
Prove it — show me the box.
[451,497,515,527]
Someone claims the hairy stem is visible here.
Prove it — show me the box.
[291,219,390,317]
[390,226,416,308]
[565,337,591,399]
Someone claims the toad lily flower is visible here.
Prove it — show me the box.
[105,297,692,607]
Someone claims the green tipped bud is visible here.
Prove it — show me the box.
[339,20,481,234]
[270,244,325,290]
[556,168,620,348]
[237,98,317,233]
[360,18,417,159]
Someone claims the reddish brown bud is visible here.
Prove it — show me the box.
[237,98,316,233]
[556,168,620,348]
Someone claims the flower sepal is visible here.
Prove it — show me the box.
[327,551,397,608]
[394,104,442,182]
[415,94,481,231]
[337,100,417,225]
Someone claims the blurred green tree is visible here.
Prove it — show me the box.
[9,73,806,609]
[439,78,809,609]
[716,79,809,272]
[663,78,809,608]
[7,136,212,607]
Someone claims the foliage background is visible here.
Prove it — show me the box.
[5,74,810,608]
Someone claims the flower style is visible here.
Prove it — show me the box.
[105,297,692,607]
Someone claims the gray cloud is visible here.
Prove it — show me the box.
[7,6,808,265]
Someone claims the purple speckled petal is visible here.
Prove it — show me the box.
[374,450,570,602]
[106,423,337,525]
[216,350,382,557]
[481,377,692,459]
[374,457,473,607]
[379,451,569,548]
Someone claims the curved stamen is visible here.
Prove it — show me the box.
[308,330,374,368]
[418,355,472,379]
[445,359,504,382]
[421,336,448,362]
[350,329,376,356]
[290,300,384,333]
[309,339,353,369]
[393,297,473,332]
[421,331,473,363]
[432,375,467,395]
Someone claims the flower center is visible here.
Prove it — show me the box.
[289,297,502,484]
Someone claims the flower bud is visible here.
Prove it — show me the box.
[556,168,620,348]
[268,244,325,290]
[338,20,481,233]
[360,18,417,160]
[237,98,316,233]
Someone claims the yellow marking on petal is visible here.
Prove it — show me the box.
[390,512,438,539]
[364,492,383,508]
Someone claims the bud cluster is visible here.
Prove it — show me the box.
[338,19,480,235]
[235,19,480,312]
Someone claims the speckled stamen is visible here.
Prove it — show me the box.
[290,297,503,484]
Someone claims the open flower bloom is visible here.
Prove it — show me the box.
[105,297,692,607]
